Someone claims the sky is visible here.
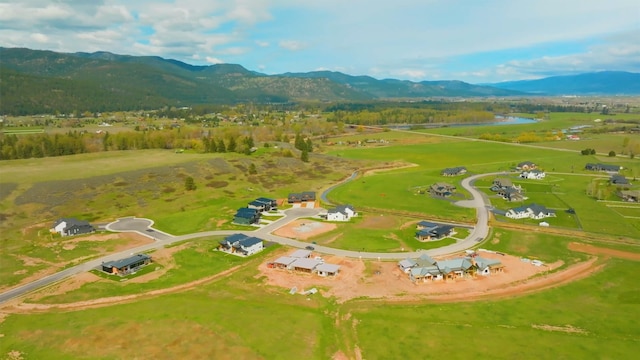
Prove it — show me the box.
[1,0,639,83]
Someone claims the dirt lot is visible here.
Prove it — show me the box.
[257,250,572,303]
[272,219,337,240]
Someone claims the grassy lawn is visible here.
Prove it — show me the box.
[305,215,461,252]
[31,239,272,304]
[349,258,640,359]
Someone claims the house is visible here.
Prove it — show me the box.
[316,263,341,277]
[618,190,640,202]
[51,218,95,237]
[497,187,526,202]
[429,182,456,197]
[288,191,316,203]
[441,166,467,177]
[505,203,556,220]
[272,256,298,269]
[415,223,454,241]
[289,249,312,258]
[436,258,475,280]
[610,174,630,186]
[492,178,514,189]
[326,205,357,221]
[218,233,264,256]
[472,257,504,276]
[517,161,536,171]
[233,207,260,225]
[399,254,438,273]
[247,200,267,211]
[255,197,277,210]
[585,163,621,173]
[520,169,546,180]
[101,254,152,276]
[290,258,323,273]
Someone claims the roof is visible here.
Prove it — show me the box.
[54,217,90,227]
[103,254,151,269]
[517,161,535,166]
[329,204,355,215]
[290,249,312,258]
[236,236,262,247]
[273,256,298,266]
[316,263,340,273]
[437,258,473,271]
[475,257,502,269]
[417,220,439,229]
[415,254,437,266]
[441,166,466,174]
[255,197,276,203]
[248,200,267,207]
[291,258,323,270]
[236,207,259,214]
[399,259,416,268]
[222,233,249,244]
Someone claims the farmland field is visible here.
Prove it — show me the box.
[1,117,639,360]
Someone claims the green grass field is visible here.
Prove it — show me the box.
[1,116,640,359]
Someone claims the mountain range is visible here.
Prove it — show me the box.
[1,47,638,115]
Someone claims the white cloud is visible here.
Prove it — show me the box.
[206,56,224,64]
[278,40,306,51]
[30,33,49,43]
[255,40,269,47]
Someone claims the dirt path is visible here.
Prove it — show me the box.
[568,242,640,261]
[3,265,242,313]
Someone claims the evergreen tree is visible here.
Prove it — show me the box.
[301,149,309,162]
[185,176,196,191]
[306,138,313,152]
[227,136,237,152]
[217,138,226,153]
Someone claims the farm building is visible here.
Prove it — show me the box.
[610,174,630,186]
[218,233,264,256]
[102,254,152,276]
[51,218,95,237]
[441,166,467,177]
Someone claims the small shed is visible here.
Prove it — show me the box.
[316,263,340,277]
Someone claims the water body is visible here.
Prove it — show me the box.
[386,116,537,130]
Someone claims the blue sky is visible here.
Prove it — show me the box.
[0,0,638,83]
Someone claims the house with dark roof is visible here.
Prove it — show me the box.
[218,233,264,256]
[585,163,621,172]
[255,197,277,210]
[326,204,357,221]
[233,208,260,225]
[441,166,467,177]
[248,200,268,211]
[610,174,630,186]
[288,191,317,204]
[51,218,95,237]
[491,177,525,201]
[505,203,556,220]
[101,254,152,276]
[429,182,456,197]
[415,221,454,241]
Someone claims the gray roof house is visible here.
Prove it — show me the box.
[441,166,467,176]
[102,254,152,276]
[51,218,95,237]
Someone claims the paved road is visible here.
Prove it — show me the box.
[0,171,500,304]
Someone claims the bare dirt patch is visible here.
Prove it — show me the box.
[568,242,640,261]
[256,250,581,303]
[531,324,588,334]
[273,219,337,240]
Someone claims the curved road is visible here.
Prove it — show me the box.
[0,172,500,305]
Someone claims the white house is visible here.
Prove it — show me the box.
[326,205,357,222]
[51,218,94,237]
[505,204,556,220]
[520,169,546,180]
[218,234,264,256]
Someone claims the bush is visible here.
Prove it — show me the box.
[608,150,616,157]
